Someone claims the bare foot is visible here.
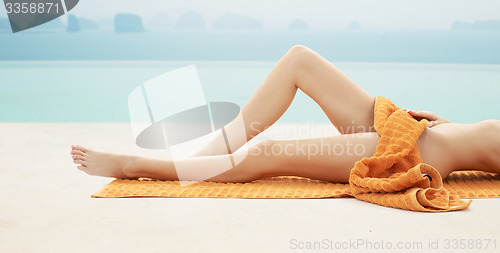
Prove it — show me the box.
[70,145,136,178]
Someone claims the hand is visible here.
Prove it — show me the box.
[404,110,451,128]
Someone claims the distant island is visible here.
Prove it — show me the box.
[175,11,206,29]
[67,15,99,32]
[115,13,145,33]
[67,15,80,32]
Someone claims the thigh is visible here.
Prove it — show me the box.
[295,47,376,134]
[256,132,380,183]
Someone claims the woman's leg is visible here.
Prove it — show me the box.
[72,122,482,182]
[72,133,380,183]
[193,45,375,156]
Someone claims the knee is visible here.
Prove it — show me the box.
[287,45,311,55]
[284,45,317,69]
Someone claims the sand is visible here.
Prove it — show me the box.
[0,123,498,253]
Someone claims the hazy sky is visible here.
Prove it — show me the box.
[2,0,500,30]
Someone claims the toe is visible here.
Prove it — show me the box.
[71,150,86,156]
[77,165,86,171]
[72,144,88,153]
[72,154,85,161]
[73,158,87,167]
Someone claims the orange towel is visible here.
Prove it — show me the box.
[349,96,471,212]
[93,171,500,199]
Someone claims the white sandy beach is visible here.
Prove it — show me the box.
[0,123,499,252]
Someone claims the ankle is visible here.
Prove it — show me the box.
[122,155,141,178]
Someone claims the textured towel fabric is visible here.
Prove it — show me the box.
[92,177,352,199]
[92,171,500,200]
[444,171,500,198]
[348,96,471,212]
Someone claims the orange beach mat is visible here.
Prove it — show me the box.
[92,170,500,200]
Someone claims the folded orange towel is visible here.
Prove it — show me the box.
[349,97,471,212]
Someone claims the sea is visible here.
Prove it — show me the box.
[1,60,499,124]
[1,30,499,123]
